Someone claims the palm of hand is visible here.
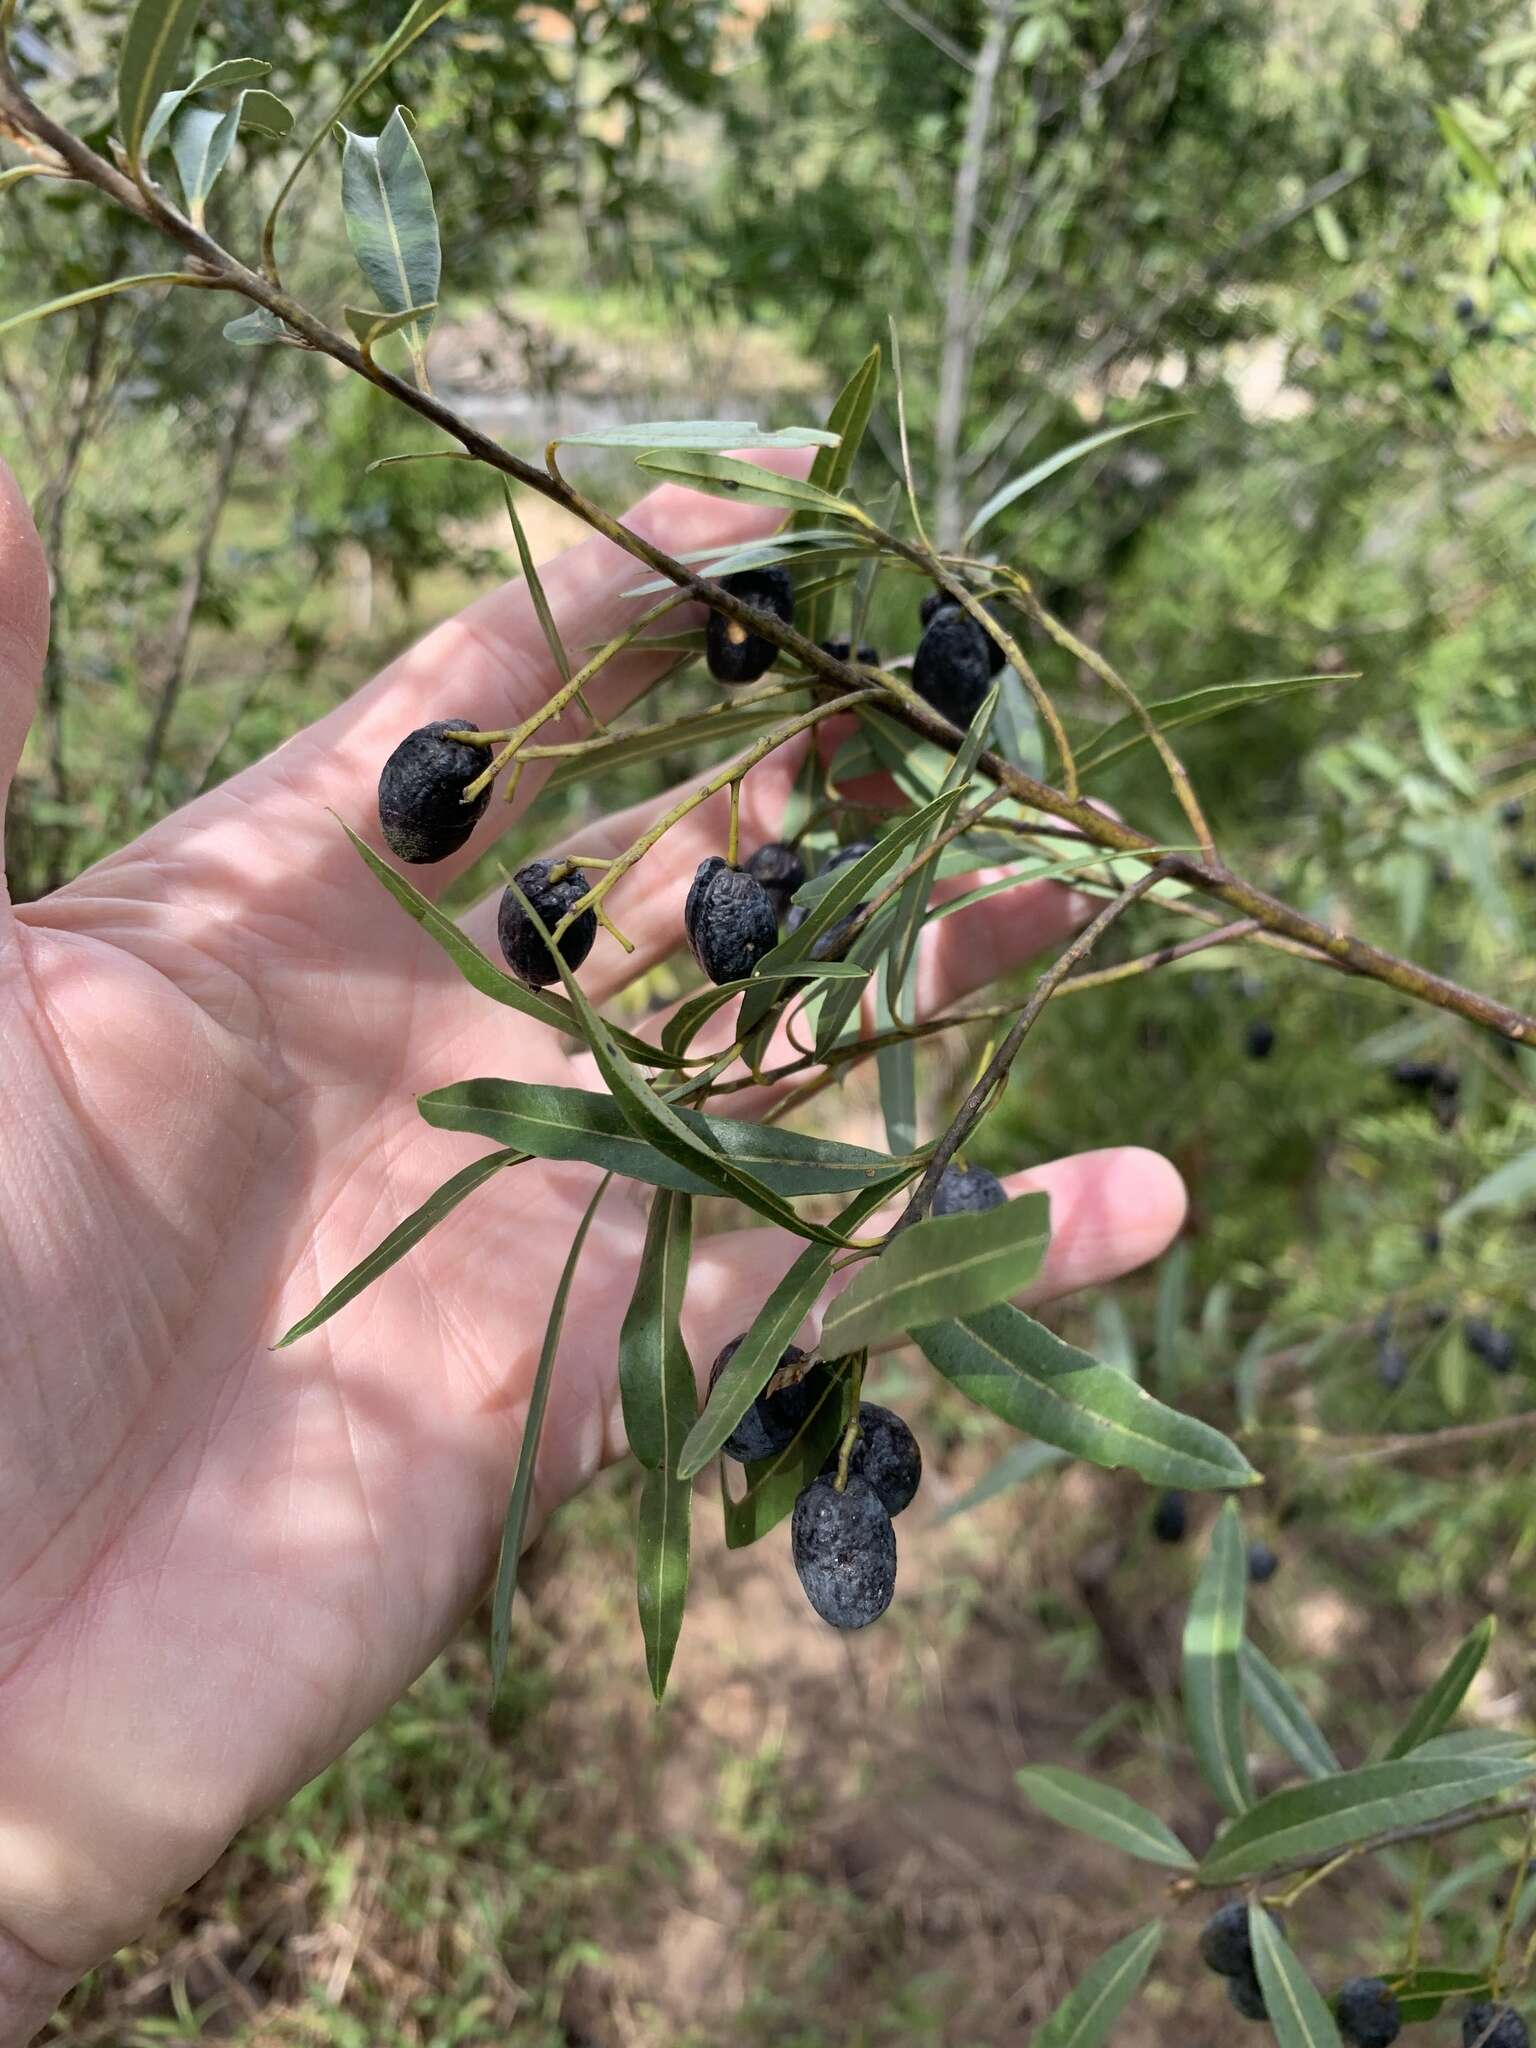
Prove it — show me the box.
[0,461,1183,2024]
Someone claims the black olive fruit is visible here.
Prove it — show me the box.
[497,858,597,988]
[708,1339,823,1464]
[377,718,491,864]
[1247,1541,1280,1584]
[818,635,881,667]
[1246,1019,1276,1059]
[1152,1489,1188,1543]
[1519,853,1536,881]
[1464,2004,1530,2048]
[705,565,795,685]
[1455,293,1478,323]
[913,607,1002,728]
[684,856,779,984]
[1501,797,1526,828]
[1466,1318,1517,1376]
[785,840,876,955]
[1199,1902,1255,1979]
[1377,1343,1408,1392]
[1351,288,1382,315]
[1431,367,1456,396]
[1228,1969,1270,2023]
[932,1163,1007,1216]
[1336,1977,1402,2048]
[745,841,807,922]
[791,1473,898,1628]
[822,1402,922,1517]
[1366,318,1391,345]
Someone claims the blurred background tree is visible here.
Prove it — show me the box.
[8,0,1536,2041]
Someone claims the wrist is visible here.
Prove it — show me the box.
[0,1925,71,2048]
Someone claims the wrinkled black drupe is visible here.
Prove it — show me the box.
[791,1474,897,1628]
[933,1164,1006,1216]
[1228,1969,1269,2022]
[1246,1019,1276,1059]
[1337,1977,1402,2048]
[913,607,999,728]
[822,1402,922,1517]
[919,588,949,629]
[1431,367,1456,396]
[1247,1541,1280,1584]
[1466,1318,1517,1375]
[1378,1343,1408,1392]
[1455,293,1477,323]
[1392,1058,1442,1091]
[1464,2004,1530,2048]
[496,859,598,988]
[818,634,881,667]
[1199,1902,1253,1979]
[684,856,779,984]
[745,841,807,922]
[377,718,491,864]
[705,565,795,684]
[1152,1489,1188,1544]
[1501,797,1526,827]
[708,1339,822,1464]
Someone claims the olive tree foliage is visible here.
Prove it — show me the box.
[0,0,727,899]
[4,0,1536,2035]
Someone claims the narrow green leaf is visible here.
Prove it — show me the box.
[1032,1921,1163,2048]
[887,683,998,1015]
[343,300,439,348]
[1436,104,1502,191]
[811,898,902,1058]
[1198,1753,1536,1884]
[1075,675,1348,778]
[875,1002,917,1156]
[633,449,865,521]
[1391,1969,1489,2025]
[500,479,570,683]
[721,1360,853,1548]
[274,1146,523,1347]
[342,822,689,1068]
[556,419,838,452]
[915,1306,1258,1491]
[622,530,860,596]
[419,1078,918,1199]
[545,698,806,798]
[822,1193,1050,1356]
[1182,1500,1253,1816]
[1443,1152,1536,1228]
[801,345,880,641]
[141,56,272,156]
[1240,1642,1341,1780]
[0,165,63,191]
[223,306,286,347]
[0,274,194,340]
[940,1438,1066,1518]
[964,413,1187,545]
[118,0,205,168]
[169,97,242,222]
[618,1191,696,1698]
[677,1182,893,1479]
[490,1176,610,1695]
[340,107,440,368]
[1386,1618,1496,1759]
[1016,1767,1195,1871]
[1249,1905,1342,2048]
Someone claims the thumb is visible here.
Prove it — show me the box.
[0,457,50,850]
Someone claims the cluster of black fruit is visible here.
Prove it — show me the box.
[1151,1493,1279,1581]
[714,1163,1007,1628]
[1199,1903,1528,2045]
[1318,276,1506,400]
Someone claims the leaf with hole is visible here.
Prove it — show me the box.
[916,1306,1257,1491]
[1016,1768,1194,1871]
[822,1194,1050,1356]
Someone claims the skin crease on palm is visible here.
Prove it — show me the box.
[0,444,1186,2042]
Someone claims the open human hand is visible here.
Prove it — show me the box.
[0,455,1185,2043]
